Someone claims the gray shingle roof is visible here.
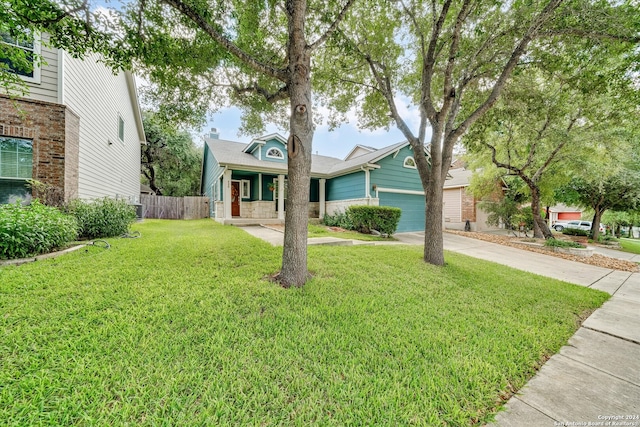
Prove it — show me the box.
[204,137,412,177]
[443,168,472,188]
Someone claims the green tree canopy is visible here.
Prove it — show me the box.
[317,0,639,263]
[463,37,639,238]
[141,113,203,197]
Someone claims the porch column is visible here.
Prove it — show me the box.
[223,169,232,220]
[364,168,371,198]
[277,174,285,220]
[258,173,263,201]
[319,178,326,219]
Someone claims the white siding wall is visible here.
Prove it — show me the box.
[1,35,59,103]
[443,188,462,223]
[62,52,141,201]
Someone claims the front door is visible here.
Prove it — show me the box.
[231,181,240,217]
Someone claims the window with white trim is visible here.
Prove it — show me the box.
[266,147,284,159]
[0,136,33,203]
[403,156,416,169]
[241,180,250,198]
[117,115,125,142]
[0,30,41,83]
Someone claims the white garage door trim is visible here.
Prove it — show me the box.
[375,186,425,196]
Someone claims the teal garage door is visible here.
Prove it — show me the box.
[378,192,425,232]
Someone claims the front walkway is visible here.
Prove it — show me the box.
[242,225,640,425]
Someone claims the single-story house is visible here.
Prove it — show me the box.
[547,204,582,224]
[201,131,438,232]
[443,167,503,232]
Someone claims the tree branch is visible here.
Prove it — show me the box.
[422,0,453,122]
[440,0,473,123]
[541,29,639,43]
[308,0,356,52]
[232,82,289,103]
[451,0,564,142]
[162,0,288,82]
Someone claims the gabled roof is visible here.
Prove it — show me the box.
[205,138,343,177]
[205,134,429,178]
[242,133,288,153]
[344,144,377,160]
[444,168,473,188]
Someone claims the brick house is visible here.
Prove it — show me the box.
[0,32,145,204]
[443,167,503,231]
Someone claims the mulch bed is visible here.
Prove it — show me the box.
[446,230,639,273]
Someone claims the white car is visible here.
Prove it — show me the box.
[552,220,605,233]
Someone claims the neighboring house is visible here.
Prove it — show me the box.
[201,131,436,232]
[0,32,145,204]
[547,204,582,225]
[140,183,156,196]
[443,167,503,232]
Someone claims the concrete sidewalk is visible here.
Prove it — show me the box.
[240,225,403,247]
[395,232,640,427]
[241,225,640,425]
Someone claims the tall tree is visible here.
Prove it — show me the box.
[10,0,355,288]
[465,30,638,238]
[557,168,640,241]
[318,0,639,264]
[141,113,202,197]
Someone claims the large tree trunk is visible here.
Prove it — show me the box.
[590,208,605,241]
[530,185,552,239]
[277,0,312,288]
[423,130,445,265]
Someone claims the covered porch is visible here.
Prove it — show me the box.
[211,169,326,223]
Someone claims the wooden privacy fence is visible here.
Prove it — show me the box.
[140,195,209,220]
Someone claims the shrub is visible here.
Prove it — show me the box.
[0,200,78,260]
[67,198,137,239]
[598,234,618,243]
[561,228,589,237]
[544,239,584,249]
[27,179,65,207]
[322,211,354,230]
[346,205,402,236]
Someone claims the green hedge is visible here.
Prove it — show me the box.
[322,211,354,230]
[561,228,589,237]
[66,198,137,240]
[0,200,78,260]
[544,238,584,248]
[346,205,402,236]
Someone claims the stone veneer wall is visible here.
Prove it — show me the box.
[214,200,321,219]
[215,201,224,218]
[326,197,379,215]
[0,96,79,201]
[240,201,278,219]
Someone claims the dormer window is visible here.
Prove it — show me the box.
[266,147,284,159]
[403,156,416,169]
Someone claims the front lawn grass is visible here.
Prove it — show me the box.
[307,223,393,241]
[619,237,640,255]
[0,219,608,426]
